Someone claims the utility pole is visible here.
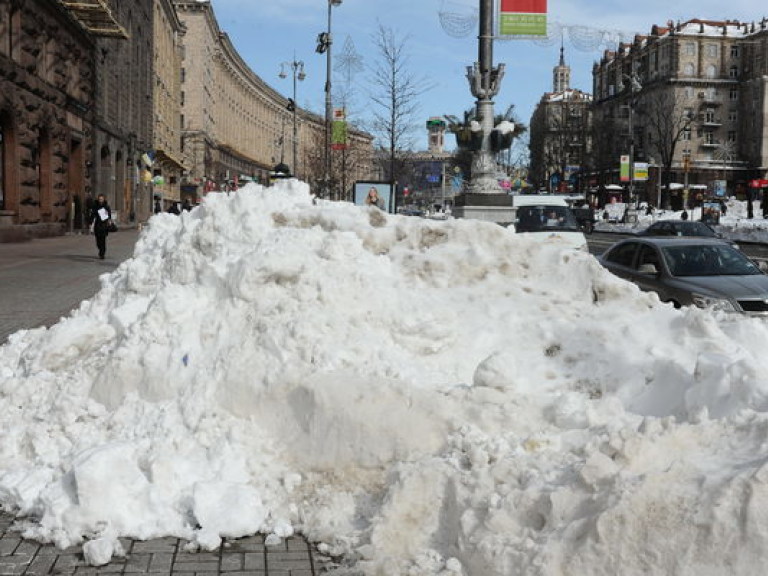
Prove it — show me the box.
[316,0,342,199]
[279,58,305,178]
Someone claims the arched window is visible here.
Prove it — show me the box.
[684,63,695,76]
[706,65,717,79]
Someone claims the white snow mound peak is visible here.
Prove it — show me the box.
[4,180,768,575]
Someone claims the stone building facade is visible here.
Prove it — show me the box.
[151,0,186,210]
[90,0,154,224]
[0,0,95,238]
[529,47,593,193]
[173,0,374,198]
[592,18,768,206]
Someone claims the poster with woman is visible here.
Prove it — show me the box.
[353,181,393,213]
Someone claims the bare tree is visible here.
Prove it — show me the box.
[642,87,694,208]
[368,23,430,206]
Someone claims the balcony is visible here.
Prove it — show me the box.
[60,0,129,39]
[701,118,722,127]
[700,140,720,149]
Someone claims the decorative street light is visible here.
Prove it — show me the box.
[618,72,642,206]
[278,58,306,179]
[465,0,506,194]
[316,0,342,199]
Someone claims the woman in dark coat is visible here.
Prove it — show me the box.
[89,194,112,259]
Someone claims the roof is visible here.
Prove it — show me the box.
[59,0,129,39]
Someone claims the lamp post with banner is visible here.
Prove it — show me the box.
[316,0,342,199]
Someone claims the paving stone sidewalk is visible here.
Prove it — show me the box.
[0,231,334,575]
[0,511,334,575]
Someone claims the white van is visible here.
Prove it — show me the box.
[511,195,588,251]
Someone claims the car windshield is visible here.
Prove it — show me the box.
[516,206,581,233]
[676,222,716,237]
[661,244,761,277]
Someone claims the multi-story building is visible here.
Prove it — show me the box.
[173,0,374,199]
[529,47,593,193]
[592,18,768,208]
[87,0,155,223]
[0,0,96,239]
[152,0,186,209]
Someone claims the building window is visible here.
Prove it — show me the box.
[705,109,716,123]
[685,42,695,56]
[727,131,736,142]
[704,131,715,145]
[730,87,739,101]
[10,7,21,62]
[682,127,691,141]
[729,111,738,123]
[684,86,694,99]
[730,45,740,58]
[706,65,717,79]
[729,66,738,78]
[180,68,186,83]
[706,44,718,58]
[684,63,695,76]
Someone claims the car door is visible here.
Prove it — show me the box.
[602,241,640,280]
[629,244,667,296]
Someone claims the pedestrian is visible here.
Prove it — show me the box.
[167,202,180,215]
[182,197,194,211]
[89,194,112,260]
[154,195,162,214]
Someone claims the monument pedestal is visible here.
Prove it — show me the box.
[451,193,515,226]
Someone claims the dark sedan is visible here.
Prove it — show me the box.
[637,220,739,249]
[598,237,768,314]
[637,220,719,238]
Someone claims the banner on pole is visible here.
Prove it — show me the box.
[331,107,347,150]
[634,162,649,181]
[499,0,547,37]
[620,155,630,182]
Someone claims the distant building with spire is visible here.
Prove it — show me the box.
[529,45,593,193]
[553,42,571,93]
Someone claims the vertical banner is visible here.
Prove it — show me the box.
[331,107,348,151]
[620,155,630,182]
[634,162,649,181]
[499,0,547,37]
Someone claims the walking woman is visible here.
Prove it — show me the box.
[89,194,112,259]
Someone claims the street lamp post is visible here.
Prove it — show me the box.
[279,58,306,178]
[619,73,642,207]
[466,0,505,194]
[316,0,342,199]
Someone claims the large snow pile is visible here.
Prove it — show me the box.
[4,181,768,575]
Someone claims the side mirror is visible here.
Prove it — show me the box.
[638,263,659,275]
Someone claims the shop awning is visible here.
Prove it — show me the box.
[60,0,129,39]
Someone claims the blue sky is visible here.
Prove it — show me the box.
[209,0,763,151]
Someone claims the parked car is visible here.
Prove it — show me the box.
[598,237,768,314]
[637,220,738,249]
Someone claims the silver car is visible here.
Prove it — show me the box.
[598,237,768,314]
